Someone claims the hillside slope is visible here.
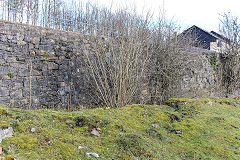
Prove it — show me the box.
[1,97,240,159]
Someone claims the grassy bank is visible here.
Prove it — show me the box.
[1,96,240,159]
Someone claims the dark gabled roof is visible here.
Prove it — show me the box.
[178,25,231,50]
[210,31,230,42]
[181,25,218,40]
[181,25,229,42]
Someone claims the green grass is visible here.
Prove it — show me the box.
[1,96,240,159]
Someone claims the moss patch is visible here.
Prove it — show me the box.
[6,73,14,79]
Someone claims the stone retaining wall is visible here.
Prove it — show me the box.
[0,20,98,109]
[0,20,220,109]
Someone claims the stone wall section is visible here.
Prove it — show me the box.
[0,20,97,109]
[180,52,220,97]
[0,20,221,109]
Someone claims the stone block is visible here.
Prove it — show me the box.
[29,43,34,50]
[48,62,59,70]
[6,47,13,52]
[60,82,66,87]
[0,66,12,75]
[39,45,52,51]
[18,69,29,77]
[0,87,9,96]
[16,33,24,41]
[2,53,9,60]
[2,80,11,87]
[24,36,31,43]
[0,97,10,104]
[0,35,7,42]
[10,63,26,69]
[0,44,7,50]
[6,57,17,63]
[32,70,41,76]
[0,127,13,144]
[0,59,5,64]
[31,37,40,45]
[12,82,23,90]
[17,40,27,46]
[10,90,22,99]
[32,97,40,104]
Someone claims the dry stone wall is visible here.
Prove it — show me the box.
[149,51,221,104]
[179,52,221,97]
[0,20,98,109]
[0,20,221,109]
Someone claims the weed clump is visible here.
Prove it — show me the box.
[116,133,148,157]
[144,128,163,140]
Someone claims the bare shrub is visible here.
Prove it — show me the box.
[219,12,240,93]
[147,18,200,104]
[84,8,152,108]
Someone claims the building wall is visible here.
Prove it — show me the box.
[210,39,228,53]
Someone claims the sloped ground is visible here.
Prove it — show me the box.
[1,97,240,159]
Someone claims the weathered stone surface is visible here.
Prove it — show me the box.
[2,80,11,87]
[10,90,22,99]
[90,128,101,137]
[16,33,24,41]
[30,127,36,133]
[0,127,13,144]
[0,59,5,64]
[17,40,27,46]
[0,87,9,97]
[18,69,29,77]
[78,146,84,149]
[0,97,10,104]
[32,37,40,45]
[7,35,13,40]
[0,35,7,42]
[12,82,22,90]
[47,62,59,70]
[6,57,17,63]
[86,152,99,158]
[0,44,7,50]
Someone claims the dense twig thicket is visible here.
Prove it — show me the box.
[219,13,240,93]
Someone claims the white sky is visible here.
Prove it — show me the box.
[84,0,240,32]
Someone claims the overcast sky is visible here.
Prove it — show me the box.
[84,0,240,32]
